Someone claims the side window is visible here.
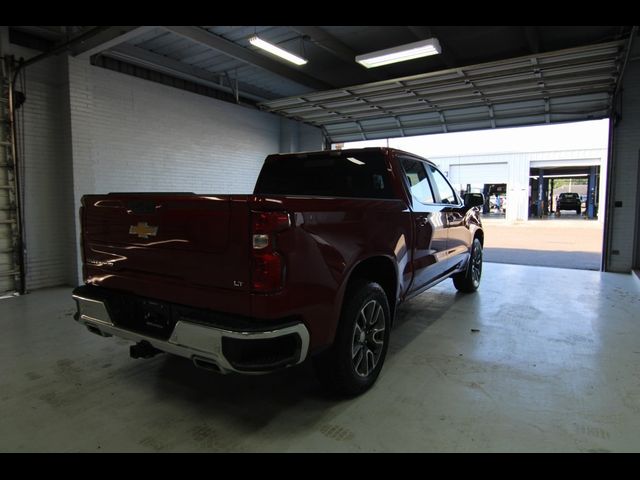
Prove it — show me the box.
[428,165,459,204]
[399,157,435,204]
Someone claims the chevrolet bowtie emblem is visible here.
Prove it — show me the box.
[129,222,158,239]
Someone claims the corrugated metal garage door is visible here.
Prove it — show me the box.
[260,41,624,144]
[1,64,18,295]
[449,162,508,185]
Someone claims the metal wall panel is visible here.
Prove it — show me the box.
[449,163,509,185]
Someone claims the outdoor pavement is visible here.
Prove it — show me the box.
[481,215,603,271]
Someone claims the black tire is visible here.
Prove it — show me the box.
[576,207,581,215]
[453,238,483,293]
[313,280,391,397]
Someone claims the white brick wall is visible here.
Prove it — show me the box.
[68,57,283,197]
[67,57,322,283]
[608,48,640,272]
[4,41,322,290]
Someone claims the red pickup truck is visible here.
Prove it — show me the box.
[72,147,484,396]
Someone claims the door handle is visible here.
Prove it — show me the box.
[416,217,428,227]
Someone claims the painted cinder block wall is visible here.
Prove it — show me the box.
[66,57,322,284]
[6,33,321,289]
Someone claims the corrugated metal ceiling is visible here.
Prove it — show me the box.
[14,26,630,141]
[122,26,313,99]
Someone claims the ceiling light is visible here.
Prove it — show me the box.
[355,38,442,68]
[249,36,308,66]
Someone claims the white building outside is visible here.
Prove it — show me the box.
[430,148,607,222]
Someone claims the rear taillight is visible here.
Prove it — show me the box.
[251,211,291,292]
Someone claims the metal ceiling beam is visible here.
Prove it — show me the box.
[290,26,385,82]
[162,25,333,91]
[70,26,156,59]
[18,26,115,68]
[10,26,66,41]
[103,44,277,101]
[291,26,355,65]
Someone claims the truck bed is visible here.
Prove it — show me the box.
[81,192,412,351]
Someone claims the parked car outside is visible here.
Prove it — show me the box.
[556,192,581,215]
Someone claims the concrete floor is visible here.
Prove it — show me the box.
[1,263,639,452]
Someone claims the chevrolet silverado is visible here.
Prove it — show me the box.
[72,148,484,396]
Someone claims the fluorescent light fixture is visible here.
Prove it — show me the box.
[356,38,442,68]
[347,157,365,165]
[249,36,308,66]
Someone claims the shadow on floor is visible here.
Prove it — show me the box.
[484,247,601,270]
[150,289,456,406]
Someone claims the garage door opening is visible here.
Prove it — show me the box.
[529,167,601,220]
[337,119,609,271]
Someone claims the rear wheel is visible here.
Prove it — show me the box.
[453,238,482,293]
[313,280,390,397]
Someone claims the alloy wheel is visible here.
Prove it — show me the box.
[351,300,386,377]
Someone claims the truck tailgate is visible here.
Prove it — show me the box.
[81,194,250,292]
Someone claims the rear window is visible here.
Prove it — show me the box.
[254,151,394,199]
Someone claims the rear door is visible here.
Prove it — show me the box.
[398,156,449,294]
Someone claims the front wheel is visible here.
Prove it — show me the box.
[313,280,390,397]
[453,238,483,293]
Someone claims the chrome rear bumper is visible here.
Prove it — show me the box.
[72,292,310,375]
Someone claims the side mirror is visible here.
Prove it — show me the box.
[463,192,485,208]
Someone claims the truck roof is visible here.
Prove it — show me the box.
[267,147,436,166]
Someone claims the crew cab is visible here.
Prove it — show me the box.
[72,148,484,396]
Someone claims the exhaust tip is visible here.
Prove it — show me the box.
[192,356,222,373]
